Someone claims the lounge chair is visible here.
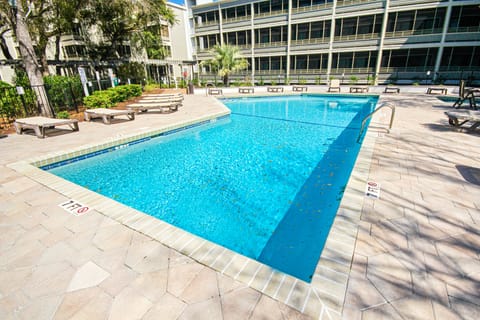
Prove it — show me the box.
[140,93,184,101]
[349,86,369,93]
[127,94,183,113]
[328,79,341,92]
[445,110,480,131]
[84,108,135,124]
[453,80,478,109]
[14,116,79,138]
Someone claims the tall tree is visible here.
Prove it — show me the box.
[201,44,249,86]
[2,0,54,117]
[26,0,86,75]
[80,0,176,61]
[0,0,15,59]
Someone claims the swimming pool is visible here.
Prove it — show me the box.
[47,94,377,282]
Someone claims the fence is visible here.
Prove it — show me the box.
[0,83,82,129]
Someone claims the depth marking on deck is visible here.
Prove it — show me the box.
[58,199,91,216]
[365,181,381,199]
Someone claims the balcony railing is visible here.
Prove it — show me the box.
[291,38,330,46]
[333,33,380,42]
[255,41,288,48]
[384,28,443,38]
[337,0,382,6]
[447,26,480,33]
[291,3,333,14]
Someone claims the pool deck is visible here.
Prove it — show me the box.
[1,86,479,319]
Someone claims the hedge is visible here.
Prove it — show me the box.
[83,84,142,109]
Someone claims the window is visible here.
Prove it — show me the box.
[271,27,282,42]
[341,17,357,36]
[309,55,321,69]
[338,52,353,68]
[238,31,247,45]
[226,32,236,45]
[298,23,309,40]
[358,15,375,34]
[271,56,281,70]
[442,47,479,67]
[311,21,324,38]
[388,49,409,67]
[260,57,269,70]
[395,11,415,31]
[295,55,308,69]
[414,8,445,31]
[449,5,480,29]
[161,25,169,38]
[353,52,370,68]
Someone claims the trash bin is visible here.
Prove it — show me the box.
[188,82,194,94]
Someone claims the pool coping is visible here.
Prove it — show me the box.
[7,97,383,319]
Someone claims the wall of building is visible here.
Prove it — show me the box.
[188,0,480,85]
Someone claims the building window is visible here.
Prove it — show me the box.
[441,46,480,68]
[382,48,438,69]
[449,5,480,30]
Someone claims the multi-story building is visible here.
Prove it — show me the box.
[0,2,194,85]
[187,0,480,84]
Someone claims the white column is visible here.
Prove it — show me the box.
[433,2,453,80]
[218,4,224,46]
[251,2,255,83]
[374,0,390,85]
[286,0,292,81]
[326,0,337,81]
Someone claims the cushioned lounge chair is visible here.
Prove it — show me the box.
[84,108,135,124]
[445,110,480,131]
[14,116,79,138]
[328,79,341,92]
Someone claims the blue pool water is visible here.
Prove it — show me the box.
[48,95,377,282]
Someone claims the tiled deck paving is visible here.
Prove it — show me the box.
[0,87,479,319]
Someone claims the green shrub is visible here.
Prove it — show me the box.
[0,81,23,119]
[56,111,70,119]
[44,75,83,113]
[83,91,115,109]
[144,83,161,91]
[299,78,307,85]
[349,75,358,85]
[84,84,142,108]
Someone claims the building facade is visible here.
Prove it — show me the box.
[0,2,194,85]
[187,0,480,84]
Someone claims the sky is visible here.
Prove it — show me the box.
[168,0,185,5]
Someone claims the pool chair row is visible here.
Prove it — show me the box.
[84,93,184,124]
[13,93,184,138]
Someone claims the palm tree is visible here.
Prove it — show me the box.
[201,44,249,86]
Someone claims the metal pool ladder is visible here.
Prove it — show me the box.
[357,101,396,143]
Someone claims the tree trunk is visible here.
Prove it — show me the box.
[55,35,62,75]
[14,5,54,117]
[223,74,229,87]
[0,32,13,60]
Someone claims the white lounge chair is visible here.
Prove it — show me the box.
[140,93,184,101]
[14,116,79,138]
[328,79,341,92]
[84,108,135,124]
[445,110,480,131]
[127,94,183,113]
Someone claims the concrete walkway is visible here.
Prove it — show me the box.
[0,88,479,319]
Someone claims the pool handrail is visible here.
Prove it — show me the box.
[357,101,396,143]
